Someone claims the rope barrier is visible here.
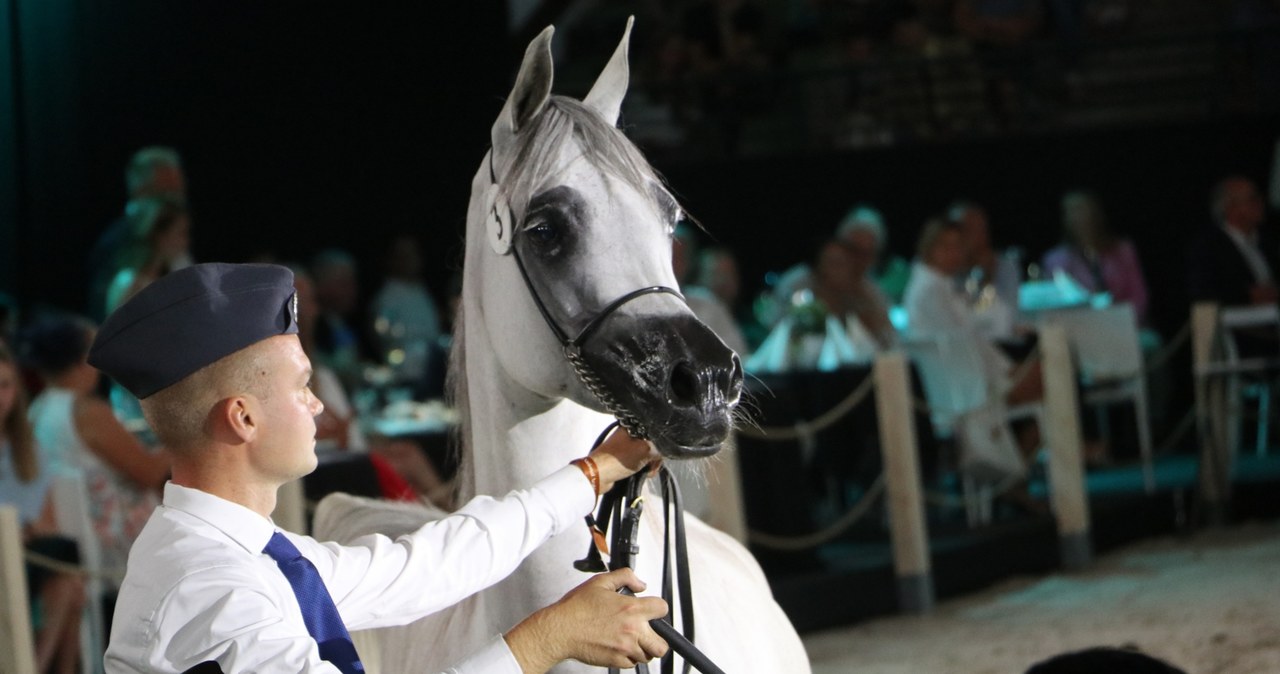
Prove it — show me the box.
[736,374,876,441]
[1145,322,1191,374]
[746,474,886,551]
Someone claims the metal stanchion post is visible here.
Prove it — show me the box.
[1041,325,1093,571]
[873,352,934,613]
[0,506,38,674]
[1191,302,1228,526]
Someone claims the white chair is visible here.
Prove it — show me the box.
[1040,303,1155,492]
[50,475,108,674]
[0,505,38,674]
[903,334,1041,526]
[1217,305,1280,457]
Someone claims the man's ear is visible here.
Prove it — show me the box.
[213,396,258,445]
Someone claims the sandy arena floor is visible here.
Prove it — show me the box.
[803,522,1280,674]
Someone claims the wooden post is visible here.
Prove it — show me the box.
[1041,326,1093,571]
[705,433,748,543]
[273,478,308,535]
[1191,302,1228,526]
[873,353,934,613]
[0,506,38,674]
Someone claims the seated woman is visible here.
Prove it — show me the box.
[104,196,191,315]
[1042,190,1151,325]
[23,317,169,576]
[0,342,85,674]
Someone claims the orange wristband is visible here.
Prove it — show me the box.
[571,457,601,496]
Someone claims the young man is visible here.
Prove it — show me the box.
[90,263,668,673]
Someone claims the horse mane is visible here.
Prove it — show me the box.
[448,94,669,503]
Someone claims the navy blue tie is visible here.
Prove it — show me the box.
[263,532,364,673]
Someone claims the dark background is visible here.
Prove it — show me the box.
[2,1,1277,342]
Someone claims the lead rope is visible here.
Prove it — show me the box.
[575,424,723,674]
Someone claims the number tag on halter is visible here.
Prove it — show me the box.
[485,183,514,256]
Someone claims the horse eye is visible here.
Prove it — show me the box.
[528,221,561,245]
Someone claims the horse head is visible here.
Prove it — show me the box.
[464,18,742,458]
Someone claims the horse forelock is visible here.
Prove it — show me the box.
[496,95,667,223]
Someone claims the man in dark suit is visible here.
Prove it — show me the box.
[1188,176,1277,356]
[1189,176,1276,307]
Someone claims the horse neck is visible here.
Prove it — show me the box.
[458,285,613,497]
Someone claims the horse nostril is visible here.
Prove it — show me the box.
[725,355,744,405]
[669,361,699,407]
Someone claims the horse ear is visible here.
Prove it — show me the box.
[492,25,555,151]
[582,16,634,126]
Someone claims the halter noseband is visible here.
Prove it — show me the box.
[488,149,686,439]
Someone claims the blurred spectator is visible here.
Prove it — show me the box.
[104,196,192,315]
[370,235,443,392]
[21,317,168,579]
[1188,175,1277,308]
[954,0,1045,125]
[293,266,449,506]
[88,147,190,321]
[696,246,767,351]
[811,237,885,357]
[696,246,742,310]
[954,0,1045,47]
[1042,190,1151,324]
[904,217,1041,407]
[837,203,912,308]
[674,227,750,356]
[311,248,369,392]
[0,342,86,674]
[951,200,1021,338]
[832,212,898,348]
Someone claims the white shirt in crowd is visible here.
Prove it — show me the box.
[105,466,594,673]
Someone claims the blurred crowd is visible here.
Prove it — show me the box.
[559,0,1280,152]
[1,147,458,672]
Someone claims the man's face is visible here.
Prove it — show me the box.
[843,229,879,279]
[928,229,967,276]
[145,165,187,200]
[1222,179,1264,234]
[247,335,324,483]
[956,207,991,255]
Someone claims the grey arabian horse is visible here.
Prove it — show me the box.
[315,19,810,674]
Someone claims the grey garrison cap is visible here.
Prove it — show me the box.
[89,263,299,399]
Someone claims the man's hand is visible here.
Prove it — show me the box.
[505,568,669,674]
[588,427,659,493]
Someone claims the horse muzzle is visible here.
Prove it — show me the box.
[579,313,743,458]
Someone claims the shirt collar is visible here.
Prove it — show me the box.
[162,482,277,555]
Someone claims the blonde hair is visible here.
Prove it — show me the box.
[0,343,37,483]
[140,345,270,453]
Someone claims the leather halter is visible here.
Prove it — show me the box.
[488,148,724,674]
[487,149,685,438]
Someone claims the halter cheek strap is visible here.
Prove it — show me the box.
[488,148,686,438]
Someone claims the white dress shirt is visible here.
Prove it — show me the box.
[903,261,1013,396]
[105,465,594,673]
